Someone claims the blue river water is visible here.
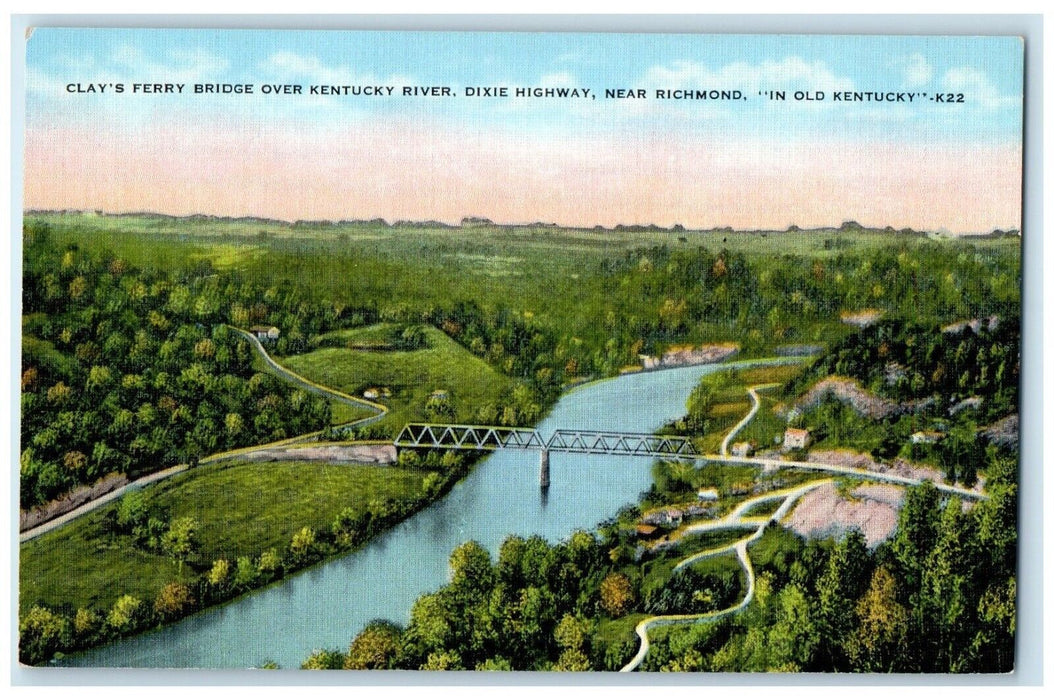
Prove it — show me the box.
[65,360,752,669]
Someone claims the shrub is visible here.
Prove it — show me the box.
[154,582,196,618]
[19,605,70,665]
[106,594,144,633]
[302,648,346,669]
[207,559,230,587]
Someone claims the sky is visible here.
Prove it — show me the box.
[22,29,1024,232]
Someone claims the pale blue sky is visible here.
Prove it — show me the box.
[22,29,1025,232]
[27,29,1024,144]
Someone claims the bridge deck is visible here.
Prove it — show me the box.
[394,423,698,458]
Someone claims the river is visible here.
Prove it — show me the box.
[64,360,762,669]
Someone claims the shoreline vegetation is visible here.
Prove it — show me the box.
[20,451,479,667]
[19,355,759,666]
[19,211,1019,669]
[298,318,1016,672]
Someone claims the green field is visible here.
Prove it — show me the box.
[29,212,1020,359]
[279,325,516,430]
[20,459,432,613]
[736,498,783,518]
[242,334,376,427]
[329,401,376,426]
[687,363,808,454]
[667,528,756,556]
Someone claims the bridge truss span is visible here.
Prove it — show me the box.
[394,423,698,458]
[394,423,545,451]
[395,423,701,487]
[546,430,698,458]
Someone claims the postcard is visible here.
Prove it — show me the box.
[17,27,1023,674]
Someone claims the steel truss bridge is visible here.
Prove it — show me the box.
[394,423,699,487]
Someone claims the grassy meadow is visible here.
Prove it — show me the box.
[673,363,808,454]
[279,325,516,430]
[20,459,433,613]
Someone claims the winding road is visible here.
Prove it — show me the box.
[619,380,989,672]
[720,383,779,457]
[20,330,388,543]
[619,479,831,672]
[230,326,388,434]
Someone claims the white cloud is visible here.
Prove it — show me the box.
[537,71,577,89]
[263,50,411,88]
[637,56,854,94]
[25,65,70,95]
[942,67,1019,109]
[110,45,230,82]
[265,50,344,84]
[903,54,933,88]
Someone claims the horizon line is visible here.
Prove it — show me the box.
[22,208,1021,238]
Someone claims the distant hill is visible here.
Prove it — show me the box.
[23,209,1017,238]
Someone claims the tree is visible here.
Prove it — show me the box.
[258,548,282,575]
[331,507,362,547]
[344,620,404,669]
[207,559,230,587]
[233,556,257,588]
[814,529,870,669]
[497,535,527,588]
[115,490,150,533]
[448,540,494,600]
[224,412,244,438]
[72,607,101,645]
[476,657,513,671]
[421,650,464,670]
[407,592,455,658]
[106,594,144,633]
[764,583,819,670]
[554,613,593,657]
[847,566,908,671]
[302,648,346,670]
[290,526,317,563]
[555,648,592,671]
[685,381,715,432]
[160,516,199,573]
[891,481,940,594]
[599,572,635,617]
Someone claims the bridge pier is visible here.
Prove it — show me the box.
[539,449,550,489]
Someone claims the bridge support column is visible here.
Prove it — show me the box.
[539,449,550,489]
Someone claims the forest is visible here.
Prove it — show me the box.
[19,214,1020,668]
[301,456,1016,672]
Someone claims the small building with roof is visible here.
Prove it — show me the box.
[250,325,280,341]
[783,427,811,451]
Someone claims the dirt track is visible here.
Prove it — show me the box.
[236,444,397,465]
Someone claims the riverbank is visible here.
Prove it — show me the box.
[54,358,752,668]
[18,450,477,666]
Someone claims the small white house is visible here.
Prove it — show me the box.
[783,427,811,451]
[731,441,754,457]
[363,388,381,400]
[250,325,280,341]
[910,431,945,445]
[696,488,719,502]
